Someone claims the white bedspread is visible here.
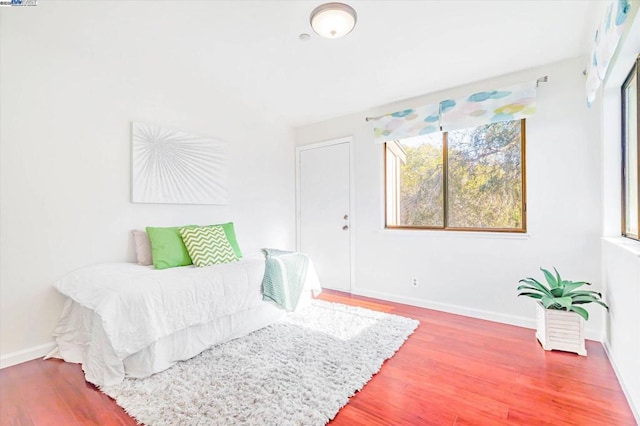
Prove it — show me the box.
[54,251,318,361]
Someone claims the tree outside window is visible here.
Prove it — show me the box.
[385,119,526,232]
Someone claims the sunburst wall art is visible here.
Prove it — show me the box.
[131,122,229,205]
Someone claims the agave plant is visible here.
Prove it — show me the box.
[517,267,608,321]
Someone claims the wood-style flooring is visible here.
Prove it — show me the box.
[0,290,636,425]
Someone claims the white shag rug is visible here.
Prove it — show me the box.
[102,300,419,426]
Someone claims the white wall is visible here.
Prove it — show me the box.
[0,2,295,364]
[600,12,640,421]
[602,239,640,420]
[295,57,605,338]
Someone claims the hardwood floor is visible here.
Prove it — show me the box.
[0,290,636,425]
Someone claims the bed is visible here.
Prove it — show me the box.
[51,250,321,387]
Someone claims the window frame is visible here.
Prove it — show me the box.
[384,119,527,233]
[621,57,640,241]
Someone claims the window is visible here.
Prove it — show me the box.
[385,119,526,232]
[622,57,639,240]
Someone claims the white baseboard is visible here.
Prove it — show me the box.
[350,287,602,341]
[0,341,56,369]
[603,341,640,424]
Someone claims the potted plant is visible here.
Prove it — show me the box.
[517,267,608,356]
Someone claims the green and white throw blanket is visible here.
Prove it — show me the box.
[261,248,309,311]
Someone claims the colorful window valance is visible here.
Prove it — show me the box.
[371,81,537,143]
[586,0,633,106]
[440,82,536,131]
[372,103,440,144]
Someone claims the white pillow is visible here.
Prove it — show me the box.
[132,230,153,266]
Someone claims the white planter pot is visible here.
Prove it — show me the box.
[535,302,586,356]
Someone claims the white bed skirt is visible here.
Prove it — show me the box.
[54,293,315,387]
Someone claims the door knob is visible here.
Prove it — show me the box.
[342,225,349,230]
[343,214,349,220]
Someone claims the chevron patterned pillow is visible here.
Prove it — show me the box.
[178,225,239,267]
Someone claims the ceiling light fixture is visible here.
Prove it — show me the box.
[310,2,357,39]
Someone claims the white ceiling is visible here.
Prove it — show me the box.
[114,0,604,127]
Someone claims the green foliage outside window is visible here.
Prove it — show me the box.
[386,120,525,231]
[399,133,443,227]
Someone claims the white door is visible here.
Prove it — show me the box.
[298,140,351,292]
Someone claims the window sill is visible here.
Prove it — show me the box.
[601,236,640,257]
[380,228,531,240]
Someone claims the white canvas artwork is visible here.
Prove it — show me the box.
[131,122,229,205]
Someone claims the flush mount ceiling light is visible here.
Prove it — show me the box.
[310,2,357,39]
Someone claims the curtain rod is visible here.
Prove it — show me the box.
[536,75,548,87]
[364,75,549,122]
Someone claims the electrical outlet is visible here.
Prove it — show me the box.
[411,277,418,287]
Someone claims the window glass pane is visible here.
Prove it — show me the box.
[447,121,523,229]
[384,120,525,231]
[385,146,398,225]
[624,70,638,237]
[398,133,444,227]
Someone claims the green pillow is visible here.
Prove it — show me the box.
[146,225,196,270]
[179,225,239,267]
[211,222,243,259]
